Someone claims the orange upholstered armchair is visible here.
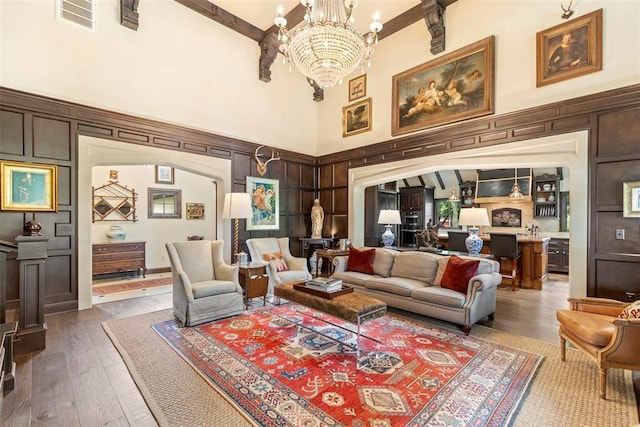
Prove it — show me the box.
[556,297,640,399]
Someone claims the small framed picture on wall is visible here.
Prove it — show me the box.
[348,74,366,101]
[155,165,174,184]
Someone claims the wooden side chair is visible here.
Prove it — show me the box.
[490,232,521,291]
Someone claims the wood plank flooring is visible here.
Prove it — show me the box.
[1,275,637,426]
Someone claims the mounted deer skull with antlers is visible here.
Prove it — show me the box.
[561,1,574,19]
[254,145,281,176]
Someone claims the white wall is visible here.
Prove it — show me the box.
[0,0,317,154]
[1,1,638,157]
[78,136,232,310]
[315,0,640,155]
[91,165,217,269]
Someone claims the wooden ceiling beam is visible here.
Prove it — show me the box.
[434,171,445,190]
[174,0,264,42]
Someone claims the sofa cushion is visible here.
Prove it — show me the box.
[440,255,480,294]
[192,280,238,298]
[372,248,397,278]
[347,247,375,274]
[364,276,428,297]
[618,300,640,319]
[389,252,438,284]
[411,286,467,308]
[277,269,311,283]
[557,310,615,347]
[331,271,372,287]
[263,251,289,272]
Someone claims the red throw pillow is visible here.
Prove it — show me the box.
[346,247,375,274]
[440,255,480,294]
[262,251,289,272]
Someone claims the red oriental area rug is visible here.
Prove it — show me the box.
[152,305,542,426]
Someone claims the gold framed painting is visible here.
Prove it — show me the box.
[623,181,640,218]
[392,36,494,137]
[342,97,372,138]
[348,74,366,101]
[0,161,58,212]
[536,9,602,87]
[186,203,205,219]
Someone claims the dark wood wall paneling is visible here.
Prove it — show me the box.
[232,150,317,258]
[0,107,77,313]
[0,87,316,314]
[591,107,640,300]
[2,84,640,309]
[316,84,640,302]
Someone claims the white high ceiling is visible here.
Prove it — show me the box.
[214,1,419,33]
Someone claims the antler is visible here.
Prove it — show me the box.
[254,145,281,176]
[561,1,574,19]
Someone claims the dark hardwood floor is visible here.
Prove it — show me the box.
[1,274,637,426]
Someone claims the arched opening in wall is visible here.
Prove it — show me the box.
[89,164,219,304]
[348,131,588,299]
[77,136,233,310]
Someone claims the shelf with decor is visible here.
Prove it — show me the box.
[533,174,559,218]
[459,181,476,207]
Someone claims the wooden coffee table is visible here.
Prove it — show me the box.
[274,281,387,367]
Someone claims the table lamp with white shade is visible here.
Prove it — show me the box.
[457,207,490,256]
[222,193,253,263]
[377,209,402,248]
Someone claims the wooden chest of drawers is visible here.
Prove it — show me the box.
[92,241,146,277]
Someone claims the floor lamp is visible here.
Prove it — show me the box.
[222,193,253,263]
[457,207,490,256]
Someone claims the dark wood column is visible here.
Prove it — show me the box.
[14,235,48,355]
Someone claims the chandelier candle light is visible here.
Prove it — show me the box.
[377,209,401,248]
[274,0,383,89]
[222,193,253,263]
[457,207,490,256]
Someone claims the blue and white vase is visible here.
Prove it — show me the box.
[309,251,323,274]
[106,224,127,241]
[464,228,483,256]
[381,225,395,248]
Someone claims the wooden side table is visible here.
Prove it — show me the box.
[314,249,349,277]
[235,262,269,308]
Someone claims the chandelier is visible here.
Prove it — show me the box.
[274,0,383,90]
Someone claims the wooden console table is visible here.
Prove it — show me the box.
[92,241,146,277]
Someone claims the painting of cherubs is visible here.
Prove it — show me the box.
[392,37,494,136]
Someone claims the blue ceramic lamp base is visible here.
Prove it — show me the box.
[381,225,395,248]
[464,227,483,256]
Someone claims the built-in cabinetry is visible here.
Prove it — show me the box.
[533,174,559,218]
[364,184,398,247]
[548,238,569,273]
[92,241,146,277]
[460,181,476,206]
[399,187,434,248]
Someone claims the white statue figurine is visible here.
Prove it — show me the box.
[311,199,324,238]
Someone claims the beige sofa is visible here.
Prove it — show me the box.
[331,248,502,333]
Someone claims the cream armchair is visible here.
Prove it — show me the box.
[166,240,245,326]
[246,237,311,294]
[556,297,640,399]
